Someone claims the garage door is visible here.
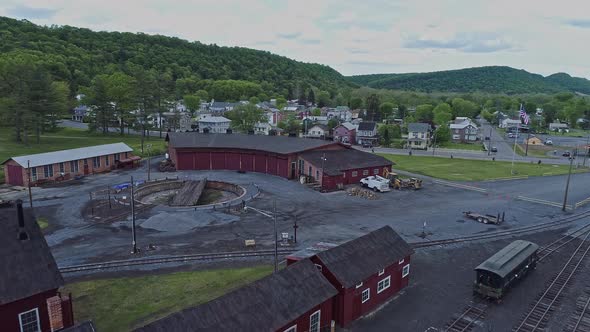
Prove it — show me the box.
[211,152,226,169]
[277,158,288,178]
[267,156,277,175]
[6,164,23,186]
[241,154,254,172]
[225,153,241,171]
[195,152,210,170]
[254,155,267,173]
[176,152,194,170]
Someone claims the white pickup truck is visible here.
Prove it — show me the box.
[360,175,391,192]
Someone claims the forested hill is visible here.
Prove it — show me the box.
[347,66,590,94]
[0,16,353,97]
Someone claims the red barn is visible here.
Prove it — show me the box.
[166,132,393,191]
[0,201,74,332]
[134,259,338,332]
[287,226,414,328]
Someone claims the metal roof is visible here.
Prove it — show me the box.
[408,123,431,132]
[4,143,133,168]
[134,259,338,332]
[300,149,393,176]
[167,132,341,155]
[0,205,64,305]
[475,240,539,278]
[357,122,377,131]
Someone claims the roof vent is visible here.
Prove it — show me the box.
[15,200,29,241]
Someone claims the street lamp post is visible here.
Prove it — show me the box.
[146,144,152,181]
[431,131,437,156]
[583,135,589,167]
[244,201,279,273]
[130,175,138,253]
[320,153,327,190]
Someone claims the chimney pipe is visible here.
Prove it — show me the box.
[16,199,29,241]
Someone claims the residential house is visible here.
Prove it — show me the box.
[287,226,414,328]
[208,101,236,114]
[254,122,279,136]
[356,122,378,146]
[0,201,75,332]
[333,122,356,144]
[71,105,88,122]
[450,118,479,143]
[407,123,431,150]
[549,122,569,131]
[265,109,284,126]
[197,115,231,134]
[306,124,329,139]
[328,106,353,122]
[134,259,338,332]
[500,118,522,129]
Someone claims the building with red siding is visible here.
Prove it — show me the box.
[287,226,414,328]
[0,201,74,332]
[299,149,394,191]
[166,132,393,191]
[134,259,338,332]
[2,143,139,186]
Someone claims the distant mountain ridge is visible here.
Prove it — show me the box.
[347,66,590,94]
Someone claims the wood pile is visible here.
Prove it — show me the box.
[169,179,207,206]
[346,187,378,200]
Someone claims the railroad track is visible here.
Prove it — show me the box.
[512,231,590,332]
[444,301,488,332]
[538,222,590,262]
[59,249,294,274]
[565,288,590,332]
[411,210,590,249]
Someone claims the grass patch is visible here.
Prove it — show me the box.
[380,154,588,181]
[438,142,485,151]
[63,265,272,332]
[36,217,49,229]
[0,127,167,183]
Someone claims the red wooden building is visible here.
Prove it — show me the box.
[0,201,74,332]
[287,226,414,328]
[134,259,338,332]
[166,132,393,191]
[2,143,138,186]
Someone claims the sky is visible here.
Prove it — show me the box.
[2,0,590,78]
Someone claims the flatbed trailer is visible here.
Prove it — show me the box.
[463,211,505,224]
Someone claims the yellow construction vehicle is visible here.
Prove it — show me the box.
[383,169,423,190]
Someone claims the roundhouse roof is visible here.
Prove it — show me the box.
[167,132,341,154]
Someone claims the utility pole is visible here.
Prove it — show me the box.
[562,150,576,212]
[273,200,278,273]
[293,217,298,243]
[432,131,437,156]
[27,160,33,208]
[583,135,589,167]
[147,144,152,181]
[320,153,327,190]
[525,132,531,156]
[130,176,138,253]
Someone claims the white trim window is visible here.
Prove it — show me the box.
[19,308,40,332]
[362,288,370,303]
[309,310,321,332]
[355,282,363,289]
[402,264,410,278]
[378,269,385,276]
[377,276,391,294]
[284,325,297,332]
[399,258,405,265]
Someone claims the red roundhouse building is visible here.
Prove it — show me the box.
[287,226,414,328]
[134,259,338,332]
[166,132,393,191]
[0,201,74,332]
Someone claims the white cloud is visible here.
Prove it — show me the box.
[1,0,590,78]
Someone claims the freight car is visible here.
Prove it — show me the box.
[473,240,539,299]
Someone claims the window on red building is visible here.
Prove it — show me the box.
[19,308,40,332]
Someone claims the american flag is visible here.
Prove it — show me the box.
[519,104,530,125]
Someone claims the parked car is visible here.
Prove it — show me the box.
[545,139,553,145]
[507,133,519,138]
[562,151,571,157]
[491,146,498,153]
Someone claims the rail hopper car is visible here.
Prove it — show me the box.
[473,240,539,299]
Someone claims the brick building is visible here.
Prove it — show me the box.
[2,143,139,186]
